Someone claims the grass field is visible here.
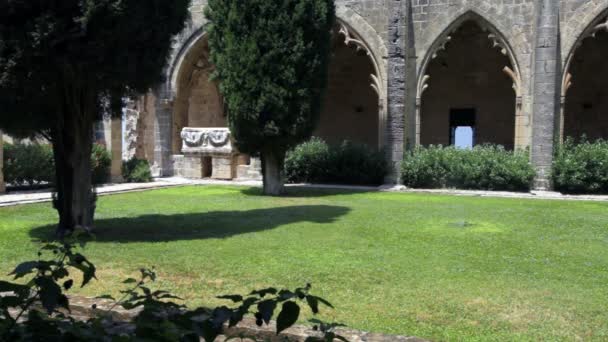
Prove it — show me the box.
[1,185,607,341]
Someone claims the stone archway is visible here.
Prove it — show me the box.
[162,9,388,179]
[560,13,608,142]
[314,21,383,149]
[415,12,522,149]
[171,36,226,154]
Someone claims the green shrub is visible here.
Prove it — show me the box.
[401,145,535,191]
[122,157,153,183]
[2,143,111,187]
[284,138,388,185]
[333,141,388,185]
[3,143,54,186]
[91,143,111,185]
[552,138,608,194]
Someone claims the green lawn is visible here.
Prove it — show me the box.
[1,186,607,341]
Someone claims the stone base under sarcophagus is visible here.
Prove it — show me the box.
[173,154,238,180]
[174,127,260,180]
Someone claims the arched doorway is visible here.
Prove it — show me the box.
[170,35,255,180]
[172,36,226,154]
[417,18,520,149]
[314,21,385,150]
[562,14,608,142]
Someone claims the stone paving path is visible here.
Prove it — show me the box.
[1,177,607,207]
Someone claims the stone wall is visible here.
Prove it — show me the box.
[61,295,427,342]
[131,0,608,188]
[0,132,4,193]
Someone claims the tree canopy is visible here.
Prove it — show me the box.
[0,0,190,235]
[205,0,335,194]
[0,0,190,135]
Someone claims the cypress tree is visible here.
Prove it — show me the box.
[205,0,335,195]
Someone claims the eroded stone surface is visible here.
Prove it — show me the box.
[64,295,427,342]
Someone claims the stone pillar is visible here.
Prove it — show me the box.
[405,0,419,150]
[110,117,123,183]
[385,0,407,183]
[0,131,5,194]
[152,87,174,177]
[530,0,560,190]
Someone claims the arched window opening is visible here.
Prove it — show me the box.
[563,15,608,142]
[418,19,518,149]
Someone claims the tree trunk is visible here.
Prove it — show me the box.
[261,150,285,196]
[52,99,96,238]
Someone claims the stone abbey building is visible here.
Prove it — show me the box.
[70,0,608,190]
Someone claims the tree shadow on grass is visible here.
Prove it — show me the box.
[29,205,350,243]
[240,186,376,198]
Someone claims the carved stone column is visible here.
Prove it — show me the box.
[123,100,140,161]
[0,131,5,193]
[414,97,422,146]
[110,117,123,183]
[385,0,407,183]
[530,0,560,190]
[152,87,174,177]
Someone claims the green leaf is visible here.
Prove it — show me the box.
[217,294,243,303]
[276,301,300,335]
[212,306,233,329]
[278,289,295,301]
[63,279,73,290]
[10,261,38,279]
[35,277,63,314]
[306,295,319,314]
[315,296,334,309]
[0,295,23,309]
[257,299,277,324]
[70,260,97,288]
[122,278,137,284]
[0,280,29,294]
[95,294,116,301]
[195,320,220,342]
[229,297,257,327]
[250,287,277,298]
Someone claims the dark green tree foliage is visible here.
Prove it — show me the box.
[0,1,190,235]
[205,0,335,195]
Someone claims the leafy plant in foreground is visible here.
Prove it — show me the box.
[0,240,347,341]
[0,239,96,341]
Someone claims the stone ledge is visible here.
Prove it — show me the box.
[63,295,426,342]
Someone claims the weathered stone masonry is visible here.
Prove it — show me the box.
[119,0,608,189]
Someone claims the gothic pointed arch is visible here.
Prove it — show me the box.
[166,6,389,151]
[416,11,522,101]
[414,11,522,149]
[560,9,608,142]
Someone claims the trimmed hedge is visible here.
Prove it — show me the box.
[3,143,112,187]
[3,143,54,186]
[122,157,153,183]
[401,145,535,191]
[552,138,608,194]
[284,138,388,185]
